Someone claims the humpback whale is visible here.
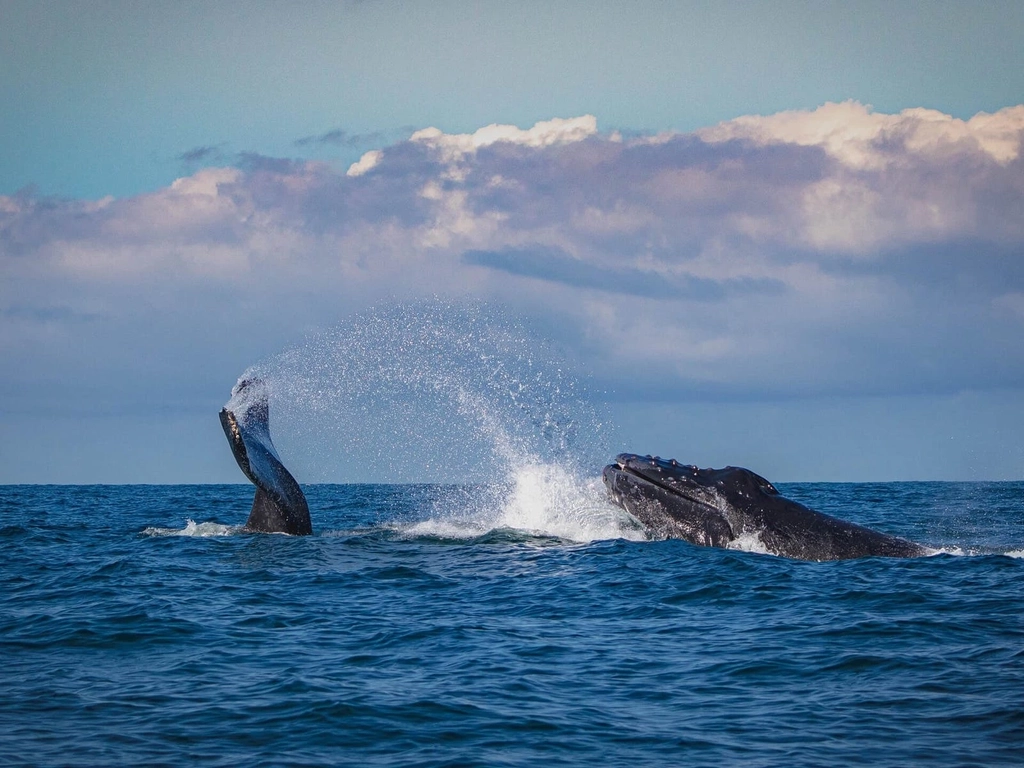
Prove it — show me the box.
[220,378,312,535]
[603,453,928,560]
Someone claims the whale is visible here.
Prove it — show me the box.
[603,453,928,560]
[219,377,312,535]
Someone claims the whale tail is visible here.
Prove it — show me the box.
[219,377,312,535]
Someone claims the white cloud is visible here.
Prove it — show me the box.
[169,167,242,196]
[347,149,382,177]
[699,101,1024,168]
[1,103,1023,416]
[411,115,598,156]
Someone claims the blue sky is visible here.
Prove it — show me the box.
[1,0,1023,483]
[4,0,1023,199]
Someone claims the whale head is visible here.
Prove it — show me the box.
[603,452,930,560]
[602,453,779,544]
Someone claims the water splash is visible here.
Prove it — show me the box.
[232,300,640,541]
[239,301,612,483]
[725,531,772,555]
[494,464,644,542]
[402,465,647,544]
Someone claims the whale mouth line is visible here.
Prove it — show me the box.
[613,460,708,508]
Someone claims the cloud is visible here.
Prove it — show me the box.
[234,151,307,174]
[177,145,223,165]
[410,115,599,157]
[347,149,382,176]
[698,101,1024,167]
[462,246,784,301]
[2,103,1023,423]
[1,303,104,323]
[294,128,387,148]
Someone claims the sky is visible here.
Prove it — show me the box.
[1,0,1023,483]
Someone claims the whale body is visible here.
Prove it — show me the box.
[219,378,312,535]
[603,453,928,561]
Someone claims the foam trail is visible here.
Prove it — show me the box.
[142,520,240,537]
[929,547,1024,558]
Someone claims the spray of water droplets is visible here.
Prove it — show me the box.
[231,301,642,542]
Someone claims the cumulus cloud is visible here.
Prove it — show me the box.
[698,101,1024,167]
[2,103,1023,419]
[410,115,599,156]
[347,149,382,177]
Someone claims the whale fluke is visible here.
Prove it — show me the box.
[219,377,312,535]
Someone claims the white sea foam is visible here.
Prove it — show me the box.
[924,547,1024,558]
[929,546,966,557]
[495,463,645,542]
[726,530,773,555]
[141,519,240,537]
[399,463,646,544]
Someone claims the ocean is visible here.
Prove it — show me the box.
[2,478,1022,766]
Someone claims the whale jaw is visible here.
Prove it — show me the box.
[602,455,736,546]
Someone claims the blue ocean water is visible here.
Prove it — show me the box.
[2,479,1023,766]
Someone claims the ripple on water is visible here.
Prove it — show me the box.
[1,482,1023,767]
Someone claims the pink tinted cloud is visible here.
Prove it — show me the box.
[1,103,1022,400]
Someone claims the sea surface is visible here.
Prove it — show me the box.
[2,479,1023,766]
